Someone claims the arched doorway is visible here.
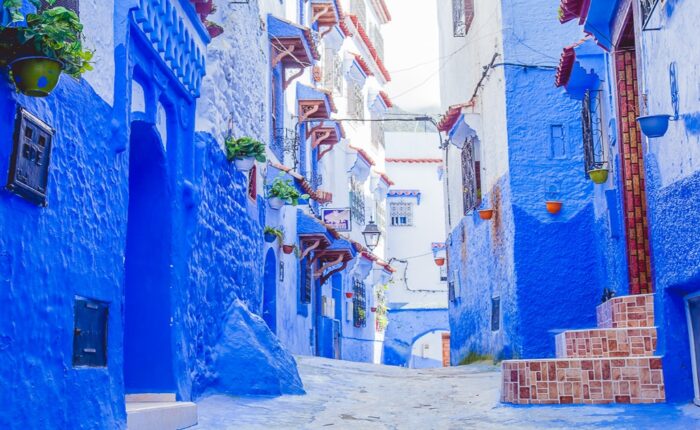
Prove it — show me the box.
[409,330,450,369]
[123,120,175,393]
[262,249,277,333]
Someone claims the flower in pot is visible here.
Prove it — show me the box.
[282,244,295,255]
[225,136,266,171]
[345,292,354,299]
[263,226,283,244]
[587,162,609,185]
[267,174,309,210]
[546,201,563,214]
[1,0,93,97]
[478,209,494,220]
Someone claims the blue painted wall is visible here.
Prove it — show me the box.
[383,308,449,367]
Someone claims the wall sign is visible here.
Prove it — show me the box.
[6,108,54,207]
[322,208,352,232]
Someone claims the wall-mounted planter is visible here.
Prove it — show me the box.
[268,197,285,210]
[370,307,377,313]
[234,156,255,172]
[434,257,446,267]
[637,115,672,138]
[478,209,494,220]
[9,57,63,97]
[588,168,609,184]
[264,232,277,243]
[546,201,563,214]
[345,292,354,299]
[282,244,295,254]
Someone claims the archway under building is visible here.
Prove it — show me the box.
[382,308,449,367]
[409,329,450,369]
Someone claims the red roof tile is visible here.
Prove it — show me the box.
[559,0,591,24]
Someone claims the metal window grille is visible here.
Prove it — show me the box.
[581,90,606,174]
[375,199,386,233]
[273,128,300,169]
[347,82,364,121]
[350,0,367,30]
[453,0,475,37]
[350,176,366,225]
[461,138,481,214]
[389,202,413,226]
[370,24,384,62]
[371,117,385,150]
[300,259,312,304]
[353,278,367,328]
[323,50,344,94]
[640,0,661,29]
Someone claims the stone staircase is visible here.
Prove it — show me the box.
[126,393,198,429]
[501,294,665,405]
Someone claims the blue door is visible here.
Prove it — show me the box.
[262,249,277,333]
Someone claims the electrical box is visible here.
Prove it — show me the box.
[72,297,109,367]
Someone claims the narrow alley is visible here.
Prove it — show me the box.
[194,356,700,429]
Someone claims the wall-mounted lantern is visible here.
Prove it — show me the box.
[362,218,382,251]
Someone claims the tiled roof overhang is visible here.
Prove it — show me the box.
[345,15,391,82]
[268,15,320,69]
[555,45,577,87]
[369,0,392,23]
[437,102,473,132]
[559,0,591,24]
[310,0,341,28]
[386,158,442,164]
[297,83,337,121]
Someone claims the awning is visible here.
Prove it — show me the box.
[268,15,319,68]
[350,53,373,79]
[448,113,480,149]
[348,146,376,182]
[437,102,472,132]
[582,0,621,51]
[559,0,590,24]
[297,83,337,121]
[555,39,603,100]
[310,0,341,30]
[388,189,421,205]
[297,211,334,259]
[309,120,344,160]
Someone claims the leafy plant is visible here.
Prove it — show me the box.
[264,226,284,245]
[0,0,94,78]
[225,136,266,162]
[268,174,309,206]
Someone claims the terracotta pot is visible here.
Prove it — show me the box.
[345,292,354,299]
[588,168,609,184]
[434,257,446,267]
[282,244,294,254]
[478,209,494,220]
[546,201,563,214]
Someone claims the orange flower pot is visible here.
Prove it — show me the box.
[282,244,294,254]
[478,209,494,220]
[546,201,563,214]
[434,257,446,267]
[345,292,354,299]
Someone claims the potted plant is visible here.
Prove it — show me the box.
[478,209,494,220]
[263,226,283,244]
[546,200,563,214]
[637,114,672,138]
[225,136,266,171]
[345,292,354,299]
[282,244,295,255]
[268,174,309,210]
[0,0,93,97]
[587,162,609,185]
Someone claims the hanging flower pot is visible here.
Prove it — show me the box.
[587,168,609,184]
[264,232,277,243]
[282,244,295,254]
[345,292,354,299]
[637,115,672,138]
[371,307,377,313]
[234,156,255,172]
[478,209,494,220]
[546,201,563,214]
[9,57,63,97]
[268,197,285,210]
[434,257,446,267]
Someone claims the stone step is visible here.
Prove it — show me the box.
[555,327,657,359]
[596,293,654,329]
[501,357,665,405]
[126,399,197,430]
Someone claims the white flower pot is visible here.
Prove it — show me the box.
[268,197,285,210]
[234,157,255,172]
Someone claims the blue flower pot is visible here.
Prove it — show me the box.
[264,232,277,243]
[637,115,671,138]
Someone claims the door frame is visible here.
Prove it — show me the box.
[684,291,700,406]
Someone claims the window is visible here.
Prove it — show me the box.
[300,258,312,304]
[352,278,367,328]
[323,49,343,94]
[550,124,566,159]
[581,90,607,173]
[350,0,367,29]
[389,202,413,227]
[247,165,257,201]
[350,176,365,225]
[369,24,384,62]
[347,81,364,121]
[375,199,386,232]
[371,116,385,150]
[460,137,481,214]
[491,296,501,331]
[453,0,474,37]
[440,265,448,282]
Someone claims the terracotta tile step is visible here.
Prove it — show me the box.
[555,327,657,359]
[596,294,654,329]
[501,357,665,405]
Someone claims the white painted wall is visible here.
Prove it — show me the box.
[80,0,115,105]
[409,330,448,369]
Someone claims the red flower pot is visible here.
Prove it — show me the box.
[546,201,563,215]
[478,209,494,220]
[282,244,294,254]
[345,292,354,299]
[434,257,446,267]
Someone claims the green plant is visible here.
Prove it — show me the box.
[268,174,309,206]
[264,226,284,245]
[1,0,93,78]
[225,136,266,162]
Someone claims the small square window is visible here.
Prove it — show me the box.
[491,297,500,332]
[389,202,413,227]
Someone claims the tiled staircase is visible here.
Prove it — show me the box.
[501,294,665,405]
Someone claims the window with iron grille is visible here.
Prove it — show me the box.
[369,24,384,62]
[350,0,367,29]
[582,90,607,175]
[461,137,481,214]
[300,258,312,304]
[389,201,413,227]
[371,117,384,150]
[350,176,366,225]
[323,50,343,94]
[375,199,386,233]
[453,0,475,37]
[247,165,257,201]
[347,81,364,121]
[353,278,367,328]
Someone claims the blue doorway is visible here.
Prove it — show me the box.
[123,121,175,393]
[262,249,277,333]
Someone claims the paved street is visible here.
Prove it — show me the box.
[194,356,700,429]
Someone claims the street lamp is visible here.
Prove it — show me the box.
[362,218,381,251]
